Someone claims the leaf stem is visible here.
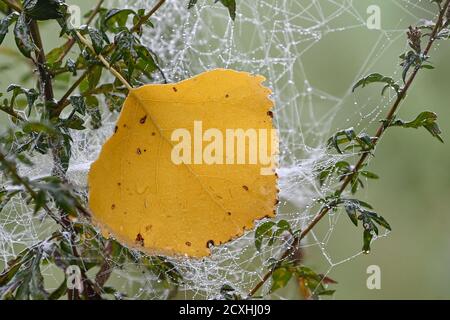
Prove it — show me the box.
[248,0,450,298]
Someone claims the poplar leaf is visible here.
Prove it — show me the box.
[88,69,279,257]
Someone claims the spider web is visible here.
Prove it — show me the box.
[0,0,437,299]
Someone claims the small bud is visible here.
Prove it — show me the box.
[407,26,422,53]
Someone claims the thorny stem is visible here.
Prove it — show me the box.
[248,0,450,298]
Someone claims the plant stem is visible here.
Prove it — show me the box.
[54,69,89,115]
[131,0,166,33]
[0,106,25,121]
[0,0,21,12]
[248,0,450,298]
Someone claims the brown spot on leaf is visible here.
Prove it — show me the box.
[225,94,229,98]
[267,111,273,118]
[145,225,152,232]
[151,132,156,136]
[185,241,191,247]
[117,182,121,186]
[135,233,144,247]
[111,204,116,210]
[172,87,178,92]
[140,115,147,124]
[114,126,118,133]
[137,148,142,155]
[242,185,249,191]
[227,212,232,216]
[206,240,215,248]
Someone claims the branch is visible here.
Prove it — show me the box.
[131,0,166,33]
[28,19,55,104]
[248,0,450,298]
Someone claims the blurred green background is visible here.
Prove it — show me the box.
[1,0,449,299]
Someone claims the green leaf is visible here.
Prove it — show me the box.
[63,114,85,130]
[23,121,59,136]
[218,0,237,20]
[88,65,103,90]
[7,84,39,115]
[352,73,400,95]
[254,221,275,251]
[362,229,373,253]
[104,9,136,32]
[86,95,102,129]
[23,0,65,20]
[365,212,392,231]
[33,190,47,214]
[360,170,379,179]
[344,202,358,227]
[87,27,105,55]
[14,14,36,58]
[271,267,292,292]
[391,111,444,143]
[69,95,86,116]
[110,31,135,65]
[0,12,19,46]
[188,0,199,9]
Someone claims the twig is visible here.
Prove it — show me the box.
[0,106,25,121]
[248,0,450,297]
[0,149,69,230]
[0,0,21,12]
[131,0,166,33]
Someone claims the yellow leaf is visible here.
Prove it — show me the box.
[88,69,279,257]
